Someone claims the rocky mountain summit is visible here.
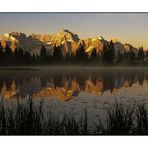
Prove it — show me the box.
[0,29,138,55]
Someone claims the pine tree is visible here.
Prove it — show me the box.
[138,46,144,61]
[4,44,13,65]
[75,46,88,63]
[24,50,32,64]
[122,45,135,63]
[52,46,63,63]
[91,48,98,63]
[108,40,115,63]
[129,49,135,61]
[40,46,47,61]
[32,53,36,64]
[101,44,108,63]
[17,47,24,65]
[0,42,3,65]
[145,50,148,57]
[65,52,70,63]
[101,41,115,64]
[117,50,123,63]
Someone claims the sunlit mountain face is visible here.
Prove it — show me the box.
[0,69,147,100]
[0,30,139,56]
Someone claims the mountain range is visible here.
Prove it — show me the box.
[0,29,139,55]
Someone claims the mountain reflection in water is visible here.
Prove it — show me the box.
[0,69,147,101]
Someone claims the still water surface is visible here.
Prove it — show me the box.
[0,67,148,122]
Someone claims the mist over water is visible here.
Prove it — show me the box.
[1,68,148,122]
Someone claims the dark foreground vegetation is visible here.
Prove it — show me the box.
[0,97,148,135]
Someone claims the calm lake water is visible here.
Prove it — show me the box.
[1,67,148,122]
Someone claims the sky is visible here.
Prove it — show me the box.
[0,13,148,49]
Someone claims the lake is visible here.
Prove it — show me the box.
[0,67,148,123]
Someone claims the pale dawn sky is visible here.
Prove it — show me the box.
[0,13,148,49]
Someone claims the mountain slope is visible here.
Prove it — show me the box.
[0,30,139,56]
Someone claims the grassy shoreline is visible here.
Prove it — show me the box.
[0,97,148,135]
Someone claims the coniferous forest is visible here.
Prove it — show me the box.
[0,40,147,66]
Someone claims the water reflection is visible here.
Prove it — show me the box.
[0,69,148,100]
[1,81,18,99]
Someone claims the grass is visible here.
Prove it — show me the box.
[94,102,135,135]
[1,96,148,135]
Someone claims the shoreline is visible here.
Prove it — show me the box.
[0,65,148,70]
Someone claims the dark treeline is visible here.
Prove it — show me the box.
[0,41,147,66]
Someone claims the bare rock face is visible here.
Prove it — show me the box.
[0,33,19,52]
[0,32,53,54]
[84,36,107,55]
[0,30,81,55]
[49,29,80,55]
[11,32,54,54]
[124,43,136,52]
[29,34,52,42]
[124,43,139,57]
[109,39,126,55]
[0,30,139,57]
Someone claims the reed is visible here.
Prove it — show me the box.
[0,96,148,135]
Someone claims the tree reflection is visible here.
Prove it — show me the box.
[0,70,148,100]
